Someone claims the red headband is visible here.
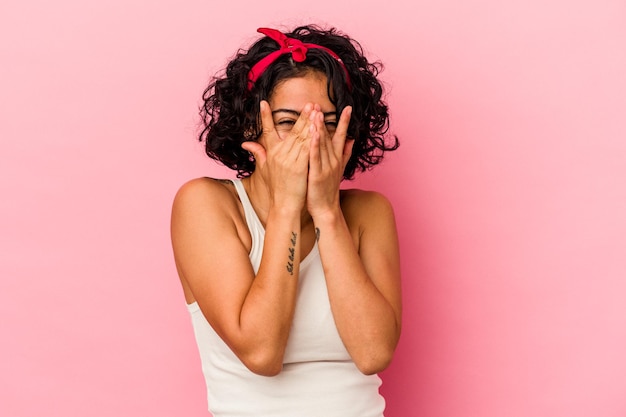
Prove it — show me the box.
[247,28,352,91]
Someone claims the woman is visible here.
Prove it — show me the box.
[171,25,401,417]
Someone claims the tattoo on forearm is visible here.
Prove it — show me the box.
[286,232,297,275]
[315,227,320,241]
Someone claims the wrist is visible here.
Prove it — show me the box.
[268,202,304,219]
[310,205,343,225]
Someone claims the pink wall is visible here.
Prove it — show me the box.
[2,1,625,416]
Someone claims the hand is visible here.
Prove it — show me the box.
[307,105,354,218]
[241,100,316,212]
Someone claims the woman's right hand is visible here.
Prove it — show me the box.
[241,100,315,212]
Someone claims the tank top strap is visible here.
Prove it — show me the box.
[231,179,265,235]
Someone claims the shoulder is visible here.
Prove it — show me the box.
[173,177,237,209]
[174,177,234,202]
[340,188,397,244]
[172,177,242,226]
[340,188,395,220]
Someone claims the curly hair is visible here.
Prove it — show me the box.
[199,24,399,179]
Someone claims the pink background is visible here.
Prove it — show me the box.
[2,0,625,416]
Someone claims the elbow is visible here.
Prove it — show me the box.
[246,361,283,377]
[240,350,284,377]
[354,347,396,375]
[356,358,392,376]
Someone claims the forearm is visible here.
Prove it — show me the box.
[314,208,401,374]
[236,206,302,374]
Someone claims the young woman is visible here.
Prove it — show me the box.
[171,25,401,417]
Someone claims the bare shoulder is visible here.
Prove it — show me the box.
[340,188,396,223]
[171,177,248,247]
[339,189,397,253]
[171,178,250,303]
[173,177,236,208]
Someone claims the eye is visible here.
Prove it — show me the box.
[275,119,296,130]
[325,120,338,131]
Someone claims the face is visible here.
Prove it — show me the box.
[267,71,338,139]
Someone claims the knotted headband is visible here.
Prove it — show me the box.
[247,28,352,91]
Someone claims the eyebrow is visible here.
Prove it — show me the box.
[272,108,336,117]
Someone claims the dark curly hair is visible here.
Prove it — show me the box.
[199,24,399,179]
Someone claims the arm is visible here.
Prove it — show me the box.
[314,192,402,375]
[307,107,402,375]
[171,102,315,376]
[171,180,303,376]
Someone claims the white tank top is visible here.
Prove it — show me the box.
[186,179,385,417]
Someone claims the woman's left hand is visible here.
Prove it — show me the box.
[307,105,354,218]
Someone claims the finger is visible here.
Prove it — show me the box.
[342,138,355,169]
[332,106,352,157]
[241,141,267,167]
[308,123,321,175]
[287,103,314,144]
[291,124,313,176]
[316,111,331,168]
[259,100,279,147]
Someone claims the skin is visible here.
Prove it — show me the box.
[171,71,402,376]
